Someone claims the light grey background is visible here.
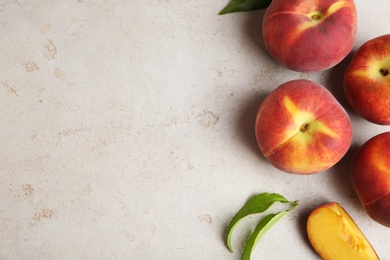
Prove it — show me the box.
[1,0,389,259]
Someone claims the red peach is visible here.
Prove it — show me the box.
[344,34,390,125]
[262,0,357,72]
[350,132,390,228]
[255,79,352,174]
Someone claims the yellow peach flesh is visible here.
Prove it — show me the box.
[307,202,379,260]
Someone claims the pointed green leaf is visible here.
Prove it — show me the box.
[219,0,272,15]
[226,192,292,252]
[241,212,287,260]
[241,201,298,260]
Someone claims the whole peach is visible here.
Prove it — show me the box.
[344,34,390,125]
[255,79,352,174]
[262,0,357,72]
[350,132,390,228]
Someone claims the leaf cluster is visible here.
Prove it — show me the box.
[226,192,299,260]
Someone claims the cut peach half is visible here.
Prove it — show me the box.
[307,202,379,260]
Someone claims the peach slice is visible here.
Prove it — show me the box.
[307,202,379,260]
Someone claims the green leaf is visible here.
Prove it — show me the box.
[241,201,299,260]
[219,0,272,15]
[226,192,292,252]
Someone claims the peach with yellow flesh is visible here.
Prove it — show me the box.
[350,132,390,228]
[344,34,390,125]
[307,202,379,260]
[262,0,357,72]
[255,79,352,174]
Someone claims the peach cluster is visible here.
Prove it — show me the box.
[257,0,358,175]
[252,0,390,257]
[343,34,390,230]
